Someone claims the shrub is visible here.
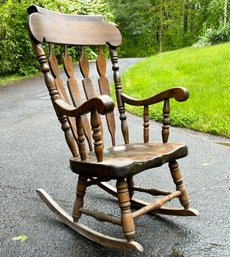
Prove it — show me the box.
[193,24,230,47]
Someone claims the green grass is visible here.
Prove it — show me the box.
[0,72,40,87]
[121,43,230,137]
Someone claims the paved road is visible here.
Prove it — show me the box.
[0,59,230,257]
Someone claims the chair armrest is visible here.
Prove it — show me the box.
[121,87,189,106]
[53,95,114,117]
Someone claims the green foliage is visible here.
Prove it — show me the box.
[0,0,113,76]
[0,0,36,75]
[121,43,230,137]
[106,0,230,57]
[105,0,156,57]
[194,25,230,47]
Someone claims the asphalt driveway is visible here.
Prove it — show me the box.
[0,58,230,257]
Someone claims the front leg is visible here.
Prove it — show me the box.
[72,175,88,222]
[116,179,135,242]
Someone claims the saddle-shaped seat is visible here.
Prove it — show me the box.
[70,142,188,178]
[27,5,198,252]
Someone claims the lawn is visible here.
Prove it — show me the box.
[121,43,230,137]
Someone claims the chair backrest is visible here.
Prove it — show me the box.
[27,5,130,160]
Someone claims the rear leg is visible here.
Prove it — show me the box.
[169,160,189,209]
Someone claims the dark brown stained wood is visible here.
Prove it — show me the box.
[91,109,103,162]
[28,6,198,251]
[63,48,93,151]
[79,207,121,225]
[132,186,171,196]
[162,99,170,143]
[76,117,87,160]
[32,42,78,157]
[79,49,104,143]
[48,47,79,142]
[28,13,122,47]
[36,189,143,251]
[49,47,68,101]
[53,96,114,119]
[97,47,116,146]
[72,175,88,222]
[110,47,129,144]
[116,179,135,242]
[96,46,107,77]
[79,49,95,99]
[70,143,188,178]
[28,5,103,21]
[169,161,190,209]
[132,191,181,219]
[121,87,189,106]
[143,106,149,143]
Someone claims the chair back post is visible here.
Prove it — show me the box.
[110,47,129,144]
[31,41,79,157]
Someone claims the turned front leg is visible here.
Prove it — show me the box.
[116,179,135,242]
[169,161,189,209]
[72,175,88,222]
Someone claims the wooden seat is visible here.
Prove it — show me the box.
[70,142,188,178]
[27,5,198,252]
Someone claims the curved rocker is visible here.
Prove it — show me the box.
[36,188,143,252]
[98,182,199,217]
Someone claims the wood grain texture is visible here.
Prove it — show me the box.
[63,48,93,150]
[117,179,135,242]
[97,47,116,146]
[28,5,103,21]
[28,13,122,47]
[49,46,79,142]
[143,105,149,143]
[110,47,129,144]
[33,42,78,157]
[162,99,170,143]
[36,189,143,252]
[121,87,189,106]
[169,161,190,209]
[70,143,188,178]
[72,176,88,222]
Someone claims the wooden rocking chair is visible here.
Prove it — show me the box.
[27,5,199,252]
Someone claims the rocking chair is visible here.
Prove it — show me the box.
[27,5,198,252]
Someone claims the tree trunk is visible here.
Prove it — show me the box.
[183,0,189,33]
[224,0,228,26]
[159,0,163,52]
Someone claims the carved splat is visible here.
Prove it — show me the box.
[79,48,95,99]
[63,46,93,151]
[97,46,116,146]
[48,45,79,144]
[79,47,103,144]
[49,45,68,102]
